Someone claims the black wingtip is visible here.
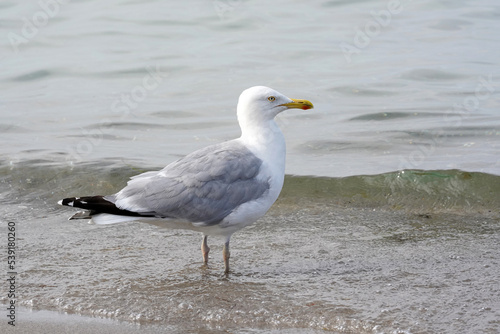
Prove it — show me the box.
[58,197,77,207]
[58,196,109,210]
[58,195,156,218]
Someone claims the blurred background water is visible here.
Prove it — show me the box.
[1,0,499,333]
[1,0,498,176]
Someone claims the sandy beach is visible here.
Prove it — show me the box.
[1,176,499,333]
[0,306,325,334]
[0,306,173,334]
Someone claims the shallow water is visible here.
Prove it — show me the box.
[1,0,500,333]
[1,164,500,333]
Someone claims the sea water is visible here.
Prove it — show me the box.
[1,0,499,333]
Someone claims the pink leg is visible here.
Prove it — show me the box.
[222,239,230,274]
[201,235,210,265]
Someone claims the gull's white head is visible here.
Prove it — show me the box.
[236,86,313,129]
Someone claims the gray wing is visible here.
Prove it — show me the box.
[107,140,270,225]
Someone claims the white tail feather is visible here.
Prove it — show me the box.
[91,214,142,225]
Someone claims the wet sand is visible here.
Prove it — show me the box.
[0,307,324,334]
[0,306,173,334]
[1,195,499,333]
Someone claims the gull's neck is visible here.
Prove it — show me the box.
[239,118,286,173]
[240,118,284,147]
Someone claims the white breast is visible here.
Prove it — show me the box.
[218,120,286,233]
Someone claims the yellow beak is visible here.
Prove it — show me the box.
[280,98,314,110]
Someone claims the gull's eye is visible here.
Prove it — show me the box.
[267,96,276,102]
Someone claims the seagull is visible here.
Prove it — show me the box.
[58,86,313,273]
